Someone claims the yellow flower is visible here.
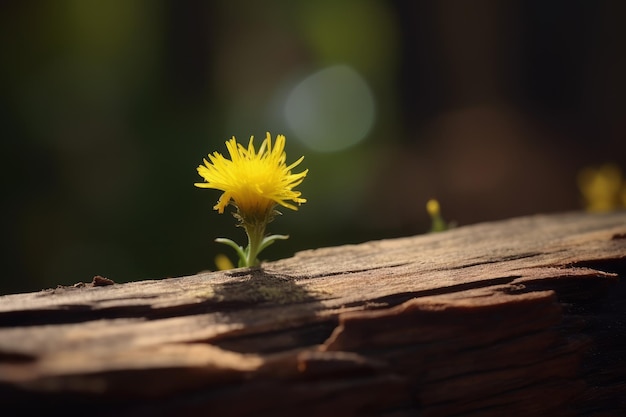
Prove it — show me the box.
[195,132,308,221]
[195,133,308,267]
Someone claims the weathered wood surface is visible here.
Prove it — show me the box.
[0,211,625,416]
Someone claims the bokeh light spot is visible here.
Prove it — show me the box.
[284,65,375,152]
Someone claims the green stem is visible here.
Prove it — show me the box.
[216,208,291,268]
[243,221,267,267]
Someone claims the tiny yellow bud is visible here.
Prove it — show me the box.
[426,199,441,217]
[215,254,235,271]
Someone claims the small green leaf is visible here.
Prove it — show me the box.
[215,237,247,266]
[259,234,289,253]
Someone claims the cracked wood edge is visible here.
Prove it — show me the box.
[0,211,625,416]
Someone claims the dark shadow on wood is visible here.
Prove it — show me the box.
[217,267,321,305]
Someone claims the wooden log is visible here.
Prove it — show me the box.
[0,211,625,416]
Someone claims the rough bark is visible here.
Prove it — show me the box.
[1,211,625,416]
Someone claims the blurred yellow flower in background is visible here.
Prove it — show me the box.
[578,163,626,212]
[214,254,235,271]
[426,198,454,232]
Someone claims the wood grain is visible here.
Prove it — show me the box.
[1,211,625,416]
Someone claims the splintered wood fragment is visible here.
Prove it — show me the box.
[0,211,625,417]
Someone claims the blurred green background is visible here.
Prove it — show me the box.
[2,0,625,295]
